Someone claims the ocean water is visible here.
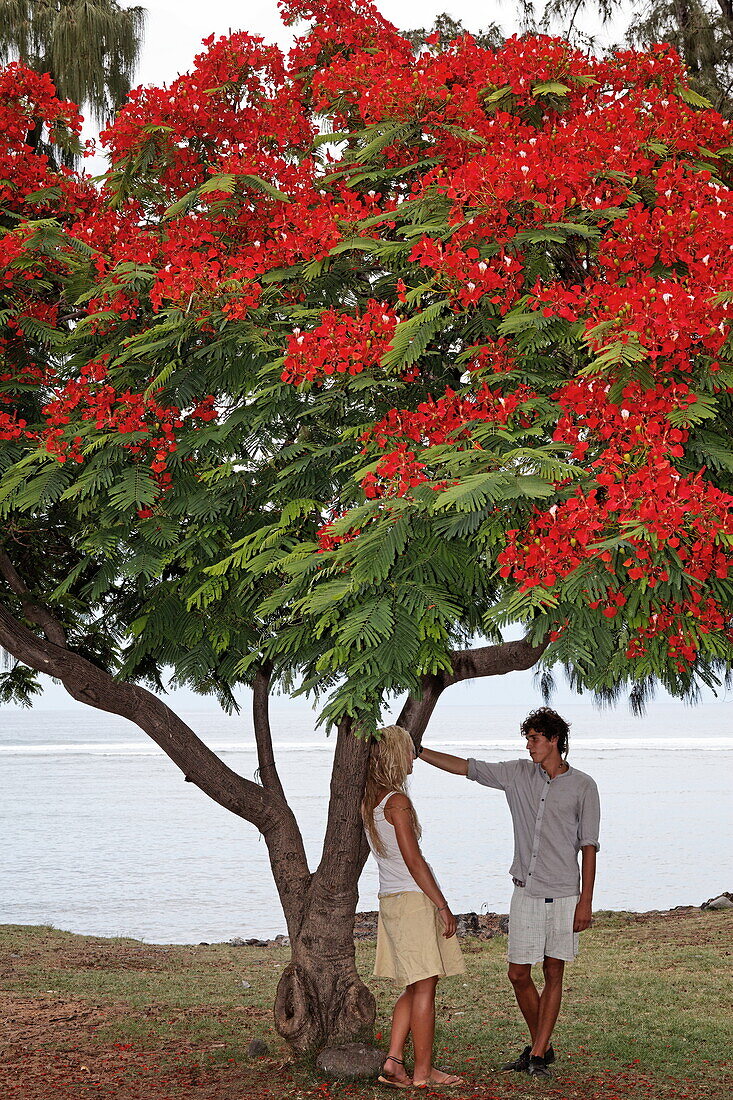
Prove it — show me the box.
[1,702,731,944]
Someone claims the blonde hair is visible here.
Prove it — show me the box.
[362,724,421,856]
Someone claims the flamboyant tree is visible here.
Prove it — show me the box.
[530,0,733,116]
[1,0,733,1055]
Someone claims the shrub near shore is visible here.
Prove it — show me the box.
[1,908,731,1099]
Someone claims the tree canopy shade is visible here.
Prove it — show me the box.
[1,0,733,1054]
[0,0,145,125]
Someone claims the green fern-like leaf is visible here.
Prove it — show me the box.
[107,466,158,511]
[380,300,450,371]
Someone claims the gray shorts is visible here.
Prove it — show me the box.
[507,886,580,964]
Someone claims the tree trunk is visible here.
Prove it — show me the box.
[274,876,375,1053]
[0,586,376,1055]
[273,716,376,1052]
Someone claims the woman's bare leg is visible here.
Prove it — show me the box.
[409,976,464,1086]
[382,987,413,1084]
[409,976,437,1082]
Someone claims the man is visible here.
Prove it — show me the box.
[417,706,600,1078]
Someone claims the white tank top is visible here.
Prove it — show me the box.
[366,791,422,895]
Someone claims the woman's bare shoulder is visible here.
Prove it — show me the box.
[384,791,412,822]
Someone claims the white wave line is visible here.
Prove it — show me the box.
[0,737,731,756]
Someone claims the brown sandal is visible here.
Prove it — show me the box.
[413,1069,465,1087]
[378,1055,412,1089]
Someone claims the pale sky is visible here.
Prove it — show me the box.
[11,666,731,711]
[17,627,731,712]
[125,0,634,92]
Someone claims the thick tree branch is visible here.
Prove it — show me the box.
[315,716,371,894]
[0,601,280,833]
[0,547,67,647]
[445,635,549,685]
[252,661,286,799]
[396,673,445,741]
[0,593,314,933]
[398,635,549,741]
[250,661,313,933]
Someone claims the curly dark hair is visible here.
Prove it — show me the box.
[520,707,570,758]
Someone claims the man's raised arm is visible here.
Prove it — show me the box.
[418,747,469,775]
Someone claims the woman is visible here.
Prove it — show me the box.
[362,724,465,1089]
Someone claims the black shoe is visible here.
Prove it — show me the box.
[528,1055,553,1078]
[500,1045,531,1072]
[500,1044,555,1073]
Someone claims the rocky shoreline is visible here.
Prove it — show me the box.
[226,910,510,948]
[225,892,732,948]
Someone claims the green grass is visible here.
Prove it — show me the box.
[1,911,731,1099]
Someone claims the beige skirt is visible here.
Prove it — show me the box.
[374,890,466,987]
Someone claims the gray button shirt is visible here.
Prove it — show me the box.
[467,758,601,898]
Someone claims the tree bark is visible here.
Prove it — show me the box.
[274,874,376,1054]
[252,662,286,799]
[249,661,313,946]
[397,635,549,741]
[274,717,376,1053]
[252,674,374,1053]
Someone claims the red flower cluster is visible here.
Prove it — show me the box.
[625,595,730,671]
[366,382,537,450]
[410,239,523,311]
[498,462,733,592]
[361,445,434,499]
[102,31,313,199]
[281,300,399,385]
[41,361,218,481]
[0,64,87,216]
[0,411,28,441]
[551,377,695,464]
[316,518,362,551]
[284,0,409,81]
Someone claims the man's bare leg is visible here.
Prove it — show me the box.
[507,963,540,1043]
[508,960,562,1060]
[530,957,564,1058]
